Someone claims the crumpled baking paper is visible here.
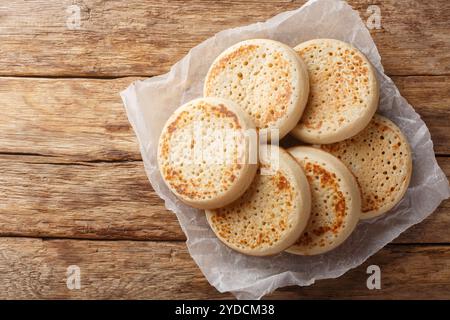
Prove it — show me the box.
[120,0,450,299]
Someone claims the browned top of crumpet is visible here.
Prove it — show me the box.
[294,161,347,248]
[158,98,252,206]
[209,168,297,249]
[206,146,311,256]
[204,39,308,138]
[319,114,412,219]
[292,39,378,144]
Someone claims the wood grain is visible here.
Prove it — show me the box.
[0,76,448,163]
[394,76,450,155]
[271,244,450,299]
[0,0,448,77]
[0,237,448,299]
[0,0,449,300]
[0,154,448,243]
[0,238,226,299]
[0,77,141,161]
[0,155,175,240]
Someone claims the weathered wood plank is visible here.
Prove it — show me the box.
[0,238,228,299]
[0,238,448,299]
[0,155,176,240]
[0,76,448,163]
[0,155,448,242]
[0,77,141,161]
[0,0,448,77]
[394,76,450,156]
[270,244,450,299]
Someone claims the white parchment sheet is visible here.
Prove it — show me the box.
[121,0,450,299]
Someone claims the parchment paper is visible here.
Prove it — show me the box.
[120,0,450,299]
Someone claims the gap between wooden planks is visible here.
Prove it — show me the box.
[0,0,449,77]
[0,238,449,299]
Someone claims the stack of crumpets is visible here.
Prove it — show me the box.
[157,38,412,256]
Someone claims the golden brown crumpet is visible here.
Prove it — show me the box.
[157,97,257,210]
[206,145,311,256]
[291,39,379,144]
[318,114,413,219]
[204,39,309,140]
[287,147,361,255]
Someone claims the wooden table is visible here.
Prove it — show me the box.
[0,0,449,299]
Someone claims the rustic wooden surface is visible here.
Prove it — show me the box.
[0,0,449,299]
[0,239,449,299]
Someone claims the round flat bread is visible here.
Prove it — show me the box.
[286,146,361,255]
[206,145,311,256]
[204,39,309,140]
[291,38,379,144]
[318,114,412,219]
[157,97,257,209]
